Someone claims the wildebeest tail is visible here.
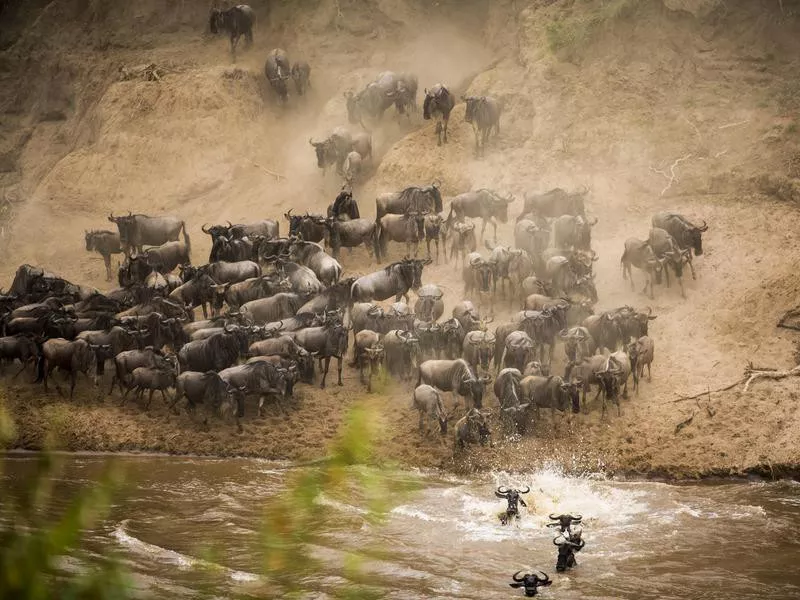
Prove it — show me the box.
[372,226,382,263]
[620,249,628,279]
[376,219,388,258]
[35,354,45,383]
[181,222,192,258]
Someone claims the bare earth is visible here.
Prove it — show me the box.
[2,0,800,478]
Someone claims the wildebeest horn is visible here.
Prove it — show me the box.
[512,571,525,582]
[308,137,314,146]
[699,219,708,232]
[519,486,530,494]
[580,185,589,195]
[548,513,561,520]
[496,485,509,495]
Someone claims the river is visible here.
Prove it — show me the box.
[2,454,799,599]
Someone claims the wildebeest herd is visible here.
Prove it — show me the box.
[0,4,709,450]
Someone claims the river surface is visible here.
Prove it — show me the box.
[2,454,800,599]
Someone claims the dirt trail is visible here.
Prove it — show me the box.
[2,0,800,478]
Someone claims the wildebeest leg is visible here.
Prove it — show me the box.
[491,217,498,242]
[145,389,155,409]
[337,356,343,386]
[12,360,28,380]
[677,272,686,299]
[435,120,443,146]
[102,253,112,281]
[320,357,331,388]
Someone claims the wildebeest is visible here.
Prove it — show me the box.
[546,256,598,303]
[351,258,427,303]
[595,350,633,414]
[322,217,379,262]
[463,253,494,313]
[449,189,515,241]
[514,219,550,263]
[375,184,443,220]
[525,294,593,328]
[268,258,324,297]
[454,408,491,449]
[178,328,242,373]
[352,329,383,391]
[201,220,279,243]
[241,293,304,325]
[309,127,353,175]
[289,320,349,387]
[168,272,217,319]
[0,334,40,377]
[209,4,255,57]
[417,358,490,410]
[449,221,477,267]
[423,84,455,146]
[649,227,692,297]
[85,230,122,281]
[291,60,311,96]
[107,213,190,256]
[497,330,536,372]
[509,571,552,597]
[36,338,98,399]
[377,213,425,258]
[494,367,530,433]
[248,334,314,383]
[520,374,580,421]
[265,48,291,103]
[285,210,326,243]
[553,215,598,251]
[565,354,615,414]
[143,240,192,274]
[558,326,596,363]
[523,187,589,218]
[201,260,261,285]
[173,371,243,430]
[345,71,417,125]
[620,239,665,299]
[208,235,255,263]
[629,335,654,383]
[412,384,451,436]
[381,329,420,381]
[462,329,496,373]
[462,95,501,157]
[210,275,291,315]
[652,212,708,256]
[289,241,342,286]
[422,214,444,263]
[77,326,138,374]
[128,366,177,409]
[109,347,174,396]
[342,151,363,185]
[414,284,444,322]
[219,361,290,416]
[328,188,361,221]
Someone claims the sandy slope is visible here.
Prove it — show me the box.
[2,0,800,478]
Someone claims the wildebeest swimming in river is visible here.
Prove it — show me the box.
[462,95,501,157]
[423,84,455,146]
[209,4,255,59]
[265,49,291,103]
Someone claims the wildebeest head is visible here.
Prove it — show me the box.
[208,8,223,34]
[495,485,530,512]
[483,189,515,224]
[572,274,598,304]
[309,137,336,169]
[108,212,136,246]
[201,222,231,242]
[510,571,552,597]
[560,379,581,413]
[84,231,97,252]
[682,218,708,255]
[462,372,491,409]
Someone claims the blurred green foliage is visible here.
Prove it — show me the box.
[0,402,132,599]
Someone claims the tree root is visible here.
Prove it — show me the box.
[673,362,800,401]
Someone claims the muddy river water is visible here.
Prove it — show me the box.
[2,454,799,599]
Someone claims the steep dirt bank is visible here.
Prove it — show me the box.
[2,0,800,479]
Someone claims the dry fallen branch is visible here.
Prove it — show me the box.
[649,154,693,196]
[119,63,164,82]
[671,378,746,402]
[743,364,800,392]
[718,119,750,130]
[674,411,695,434]
[251,161,286,180]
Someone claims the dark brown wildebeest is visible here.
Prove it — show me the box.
[423,214,444,263]
[462,329,496,373]
[462,95,501,157]
[375,184,442,220]
[168,272,218,319]
[143,240,192,274]
[289,320,350,388]
[494,367,530,434]
[248,334,314,384]
[496,330,536,373]
[414,284,444,322]
[350,258,428,304]
[449,189,515,242]
[36,338,99,399]
[109,347,174,396]
[381,329,420,381]
[628,335,654,385]
[85,230,122,281]
[352,329,383,392]
[265,48,291,103]
[178,327,244,373]
[423,84,456,146]
[520,374,581,423]
[545,256,598,304]
[240,293,305,326]
[648,227,692,297]
[0,334,40,378]
[210,275,291,315]
[620,239,665,299]
[523,187,589,219]
[173,371,244,430]
[328,188,361,221]
[291,61,311,96]
[652,212,707,256]
[209,4,255,58]
[558,326,596,364]
[285,210,326,243]
[107,213,190,257]
[463,253,495,314]
[128,366,177,409]
[202,220,279,243]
